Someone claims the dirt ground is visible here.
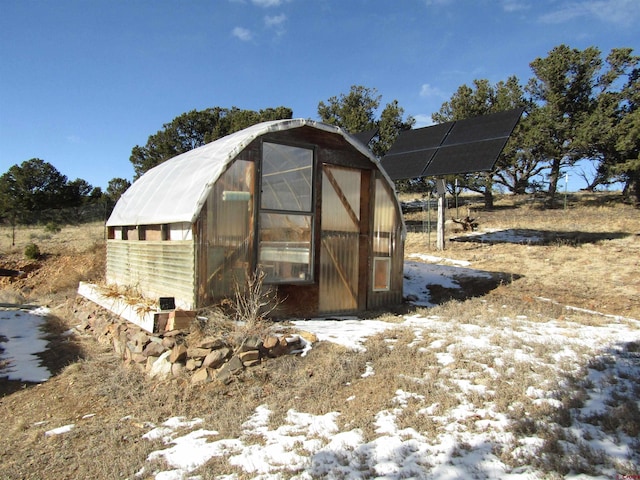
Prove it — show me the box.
[0,193,639,478]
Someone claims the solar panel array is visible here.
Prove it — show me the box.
[380,108,523,180]
[351,128,378,147]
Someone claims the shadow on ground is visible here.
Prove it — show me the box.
[450,229,631,246]
[427,271,520,304]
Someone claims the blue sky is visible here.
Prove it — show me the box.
[1,0,638,191]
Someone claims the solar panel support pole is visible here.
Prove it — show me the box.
[435,178,447,250]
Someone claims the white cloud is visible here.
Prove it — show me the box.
[264,13,286,28]
[423,0,453,5]
[252,0,289,7]
[419,83,445,99]
[501,0,529,13]
[412,114,435,128]
[232,26,253,41]
[539,0,640,27]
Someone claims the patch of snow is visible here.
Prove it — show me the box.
[0,308,51,382]
[44,424,75,436]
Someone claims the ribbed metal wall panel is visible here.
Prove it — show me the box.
[106,240,196,308]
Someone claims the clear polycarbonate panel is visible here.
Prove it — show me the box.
[206,160,254,299]
[372,257,391,291]
[258,212,312,283]
[261,142,313,212]
[319,166,360,312]
[321,166,360,232]
[373,178,396,256]
[319,234,359,312]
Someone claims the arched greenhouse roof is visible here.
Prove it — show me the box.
[106,118,398,227]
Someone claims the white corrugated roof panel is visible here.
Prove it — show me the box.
[106,119,399,227]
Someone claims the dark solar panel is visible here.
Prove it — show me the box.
[385,122,453,155]
[423,138,509,176]
[380,108,523,180]
[352,128,378,147]
[441,109,523,146]
[381,148,438,180]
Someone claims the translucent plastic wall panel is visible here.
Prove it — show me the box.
[259,213,312,283]
[319,234,359,311]
[319,166,361,312]
[373,178,396,256]
[261,142,313,212]
[206,160,254,299]
[107,240,196,308]
[321,166,360,232]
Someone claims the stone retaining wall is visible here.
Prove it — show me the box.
[72,297,315,385]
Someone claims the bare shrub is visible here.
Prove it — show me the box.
[224,270,280,338]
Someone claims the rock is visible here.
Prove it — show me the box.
[191,367,210,384]
[263,336,279,350]
[216,355,243,384]
[196,337,227,350]
[143,341,166,358]
[127,341,143,354]
[187,347,212,359]
[132,331,150,347]
[185,358,199,371]
[171,363,185,378]
[131,353,147,364]
[265,336,289,357]
[162,336,176,349]
[202,348,231,369]
[169,344,188,364]
[239,350,260,366]
[163,329,182,337]
[297,330,318,343]
[149,351,172,379]
[240,335,263,352]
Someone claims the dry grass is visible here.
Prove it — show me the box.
[1,193,639,478]
[0,221,106,255]
[404,192,640,320]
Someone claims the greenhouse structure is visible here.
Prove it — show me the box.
[105,119,405,317]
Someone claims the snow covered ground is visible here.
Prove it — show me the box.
[0,306,51,383]
[4,254,640,479]
[130,310,639,480]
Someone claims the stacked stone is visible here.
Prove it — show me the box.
[73,298,315,385]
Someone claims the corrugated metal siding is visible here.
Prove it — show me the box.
[106,240,196,308]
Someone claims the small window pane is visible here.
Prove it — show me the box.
[372,257,391,291]
[259,213,312,283]
[261,143,313,211]
[373,178,396,255]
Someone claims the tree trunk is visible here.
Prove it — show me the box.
[483,173,494,209]
[513,178,529,195]
[546,158,561,207]
[623,171,640,206]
